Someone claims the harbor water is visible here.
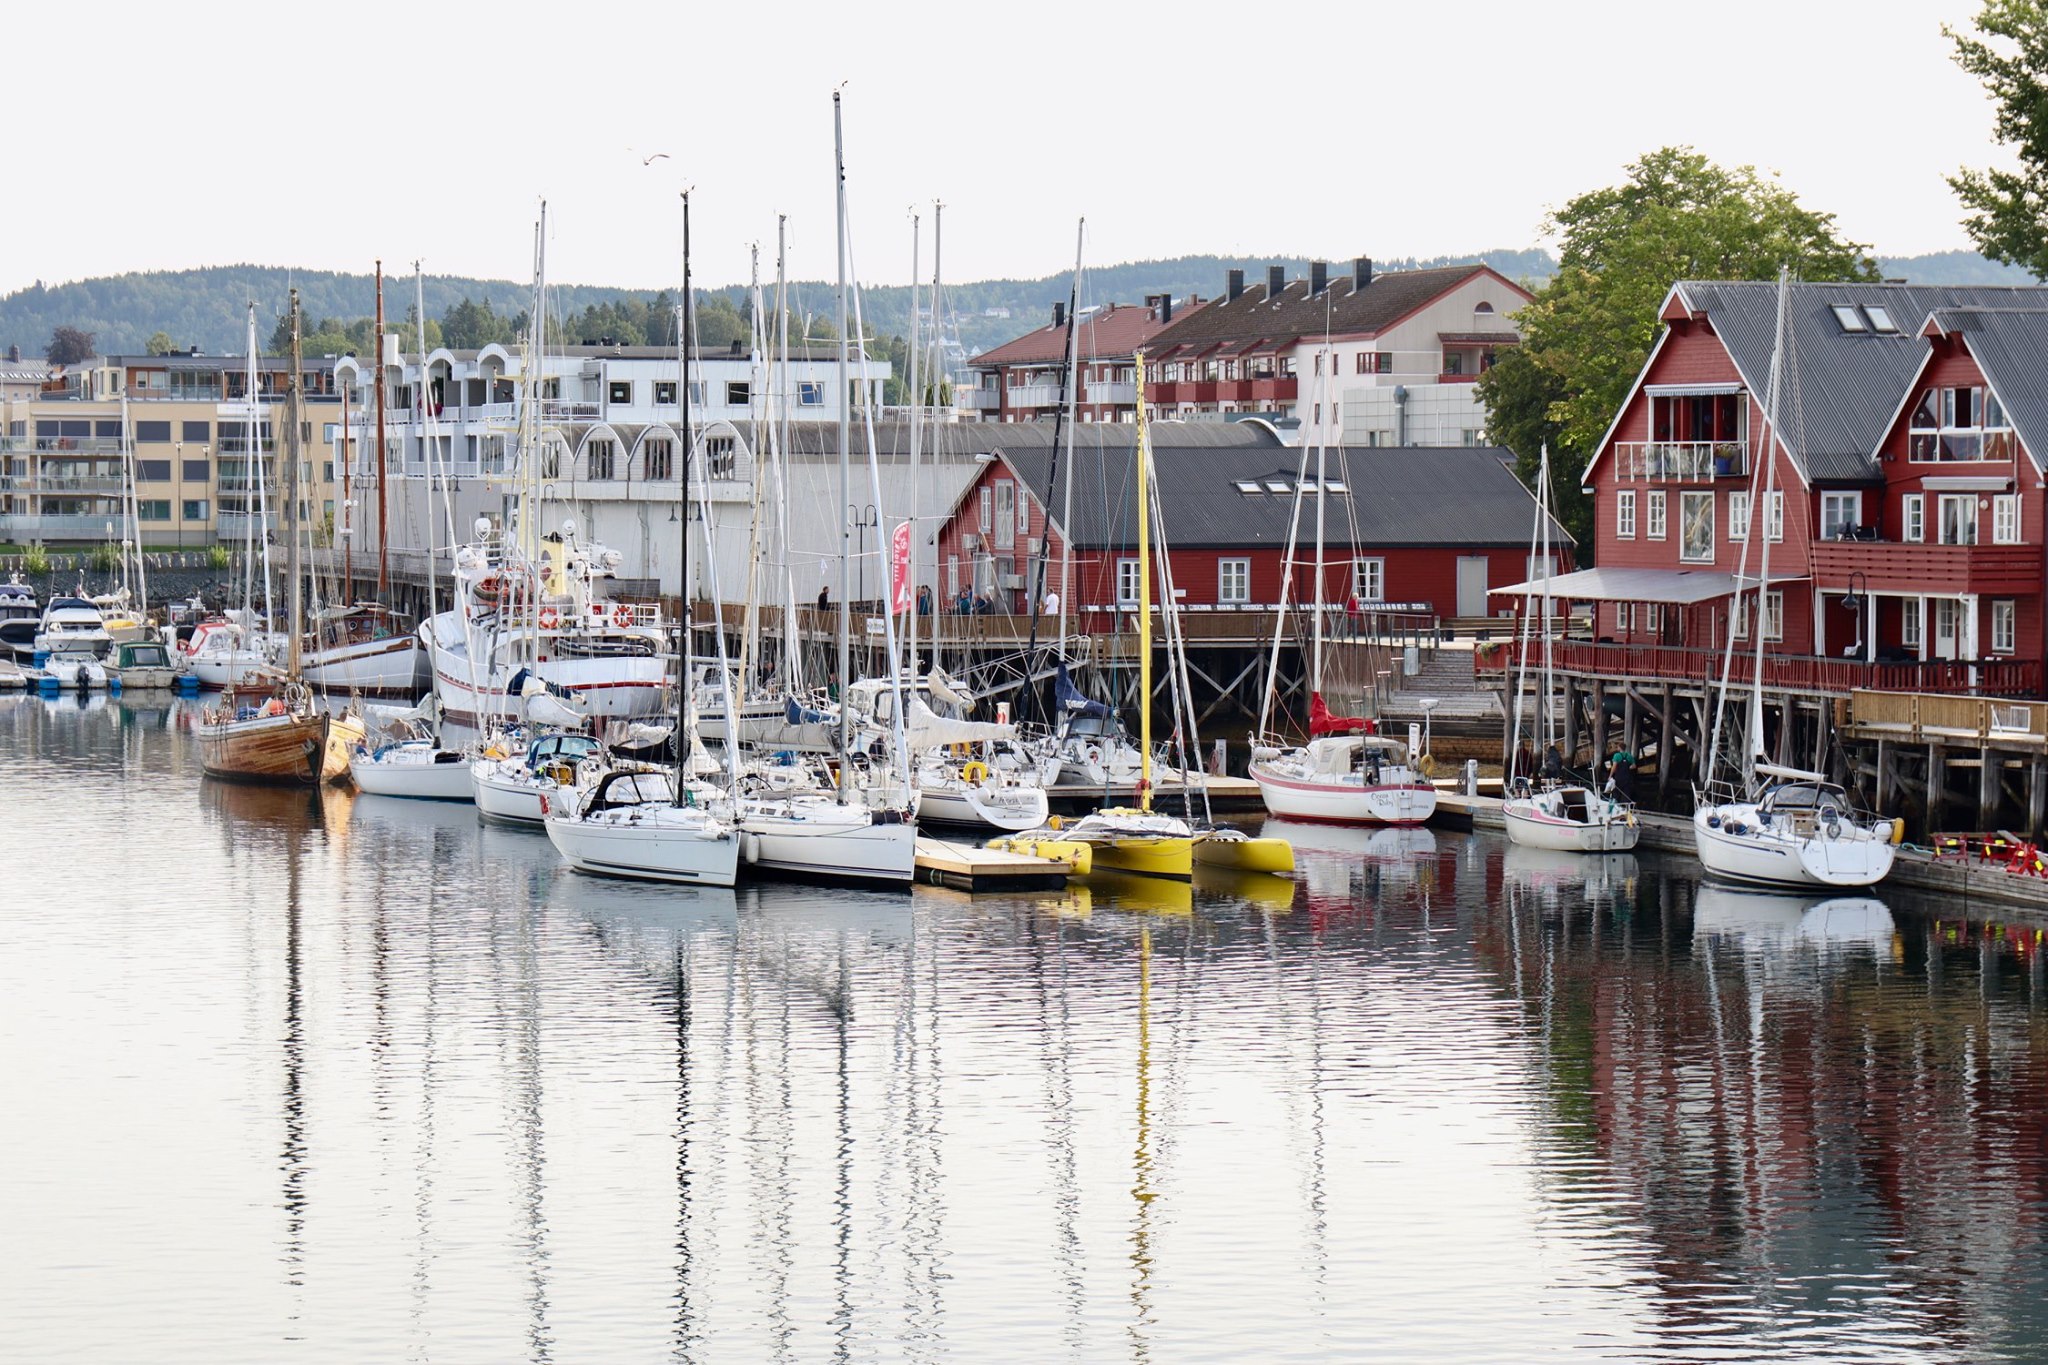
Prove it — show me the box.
[5,693,2048,1362]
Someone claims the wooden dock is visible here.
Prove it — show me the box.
[1046,771,1264,812]
[914,835,1074,893]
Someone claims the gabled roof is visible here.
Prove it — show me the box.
[1605,280,2048,487]
[970,301,1200,369]
[993,441,1569,551]
[1142,264,1528,352]
[1920,307,2048,473]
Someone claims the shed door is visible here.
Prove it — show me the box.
[1456,556,1491,617]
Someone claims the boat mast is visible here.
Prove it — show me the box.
[775,214,801,693]
[1025,218,1082,727]
[286,289,304,678]
[833,90,852,803]
[905,209,920,675]
[1135,348,1155,812]
[1508,444,1548,772]
[416,262,439,629]
[340,370,352,595]
[249,304,275,642]
[678,190,695,803]
[1057,217,1083,647]
[373,262,389,597]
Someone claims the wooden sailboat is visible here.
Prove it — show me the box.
[200,291,365,785]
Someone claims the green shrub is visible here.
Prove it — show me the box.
[23,545,50,576]
[205,544,231,572]
[88,542,120,574]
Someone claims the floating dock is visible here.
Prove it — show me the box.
[1046,771,1264,812]
[913,835,1074,893]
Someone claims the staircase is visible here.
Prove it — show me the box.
[1379,645,1501,734]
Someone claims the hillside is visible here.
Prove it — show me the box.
[0,248,2032,362]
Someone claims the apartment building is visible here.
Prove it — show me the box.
[964,297,1199,423]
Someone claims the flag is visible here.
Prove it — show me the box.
[889,520,912,614]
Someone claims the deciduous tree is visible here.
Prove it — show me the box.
[1947,1,2048,277]
[45,326,95,365]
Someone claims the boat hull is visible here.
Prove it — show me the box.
[1193,832,1296,874]
[200,711,364,786]
[1502,796,1640,853]
[472,761,551,825]
[350,749,475,801]
[545,815,741,887]
[302,635,426,693]
[1089,835,1195,881]
[425,614,668,725]
[740,806,917,886]
[915,780,1050,833]
[1250,764,1438,826]
[1692,808,1895,890]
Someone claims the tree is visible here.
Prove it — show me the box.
[1477,147,1878,551]
[45,326,95,365]
[145,330,176,356]
[1947,1,2048,276]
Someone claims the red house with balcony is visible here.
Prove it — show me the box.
[1562,279,2048,697]
[932,423,1569,627]
[964,297,1198,423]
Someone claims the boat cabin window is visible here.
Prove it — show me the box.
[129,646,169,666]
[530,734,600,764]
[1067,714,1115,739]
[1761,782,1839,812]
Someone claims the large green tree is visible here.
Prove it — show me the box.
[1478,147,1878,552]
[1948,1,2048,276]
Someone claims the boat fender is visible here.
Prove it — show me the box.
[1891,817,1906,846]
[961,760,990,786]
[1727,820,1746,836]
[742,832,761,864]
[1047,814,1064,831]
[1706,813,1721,829]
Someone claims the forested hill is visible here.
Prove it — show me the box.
[0,248,2031,361]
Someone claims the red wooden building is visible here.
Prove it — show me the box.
[931,423,1570,630]
[1562,280,2048,695]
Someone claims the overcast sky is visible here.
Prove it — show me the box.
[4,0,2008,298]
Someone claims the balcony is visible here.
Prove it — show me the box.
[1811,537,2041,596]
[1612,441,1748,482]
[1483,638,2041,698]
[1213,376,1300,405]
[21,475,128,495]
[1086,382,1138,405]
[1005,383,1064,409]
[0,513,129,541]
[961,389,1000,411]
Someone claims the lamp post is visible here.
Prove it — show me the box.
[1841,570,1869,662]
[851,502,878,606]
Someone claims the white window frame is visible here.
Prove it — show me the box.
[1116,558,1141,606]
[1820,491,1862,540]
[1766,490,1784,543]
[1647,602,1663,632]
[1903,493,1924,543]
[1939,493,1978,546]
[1728,490,1750,542]
[1218,558,1251,604]
[1994,494,2021,545]
[1902,596,1923,649]
[1646,489,1667,541]
[994,479,1017,550]
[1993,598,2016,654]
[1355,558,1385,602]
[1763,590,1784,642]
[1616,489,1636,540]
[1679,490,1715,563]
[978,486,992,534]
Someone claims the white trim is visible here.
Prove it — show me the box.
[1644,381,1743,396]
[1920,475,2013,492]
[1581,296,1680,488]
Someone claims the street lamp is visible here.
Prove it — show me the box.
[851,502,878,606]
[1840,570,1869,660]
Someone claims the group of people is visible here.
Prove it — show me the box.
[1508,744,1638,802]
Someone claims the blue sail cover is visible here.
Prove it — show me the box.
[785,697,834,726]
[1054,663,1111,720]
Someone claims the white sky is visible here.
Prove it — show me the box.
[3,0,2007,297]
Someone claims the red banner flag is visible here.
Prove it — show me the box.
[889,520,913,614]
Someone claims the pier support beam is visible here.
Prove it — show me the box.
[1928,744,1946,831]
[1981,747,1998,831]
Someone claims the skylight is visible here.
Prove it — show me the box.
[1865,305,1898,333]
[1324,480,1348,493]
[1234,480,1262,494]
[1264,480,1292,494]
[1831,305,1867,333]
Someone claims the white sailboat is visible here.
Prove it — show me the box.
[1248,349,1435,827]
[1693,271,1894,890]
[543,193,740,888]
[1502,444,1638,853]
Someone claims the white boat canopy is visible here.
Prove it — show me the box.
[1490,566,1804,605]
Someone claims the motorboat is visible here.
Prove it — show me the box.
[107,639,181,690]
[1693,768,1897,890]
[34,648,109,691]
[545,767,741,887]
[350,736,475,801]
[1503,781,1638,852]
[0,577,40,659]
[1249,725,1437,826]
[424,520,670,727]
[31,596,113,660]
[301,604,427,694]
[182,615,276,689]
[471,730,604,825]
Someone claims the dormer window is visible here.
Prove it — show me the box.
[1831,305,1867,333]
[1865,305,1897,333]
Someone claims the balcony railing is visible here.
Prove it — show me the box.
[1612,441,1749,482]
[1005,383,1064,408]
[16,475,128,495]
[1811,538,2041,596]
[961,389,1000,411]
[1479,638,2040,698]
[1085,382,1138,405]
[0,513,129,540]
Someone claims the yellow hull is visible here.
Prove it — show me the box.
[1087,870,1194,915]
[1194,834,1295,874]
[1089,835,1194,882]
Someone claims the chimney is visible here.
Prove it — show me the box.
[1160,295,1173,325]
[1267,265,1286,297]
[5,343,17,362]
[1226,268,1245,302]
[1052,301,1066,328]
[1310,260,1328,295]
[1355,257,1373,290]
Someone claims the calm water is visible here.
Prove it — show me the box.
[5,695,2048,1363]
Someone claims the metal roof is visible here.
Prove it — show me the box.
[999,442,1568,552]
[1490,566,1740,604]
[1671,279,2048,483]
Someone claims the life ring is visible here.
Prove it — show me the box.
[539,606,559,629]
[613,603,633,628]
[961,760,990,786]
[1084,743,1103,767]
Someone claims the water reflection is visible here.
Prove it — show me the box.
[5,704,2048,1362]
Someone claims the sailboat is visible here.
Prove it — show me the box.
[199,292,366,785]
[543,192,741,888]
[996,351,1195,881]
[1502,444,1637,852]
[182,311,282,689]
[1692,271,1894,890]
[1247,353,1436,827]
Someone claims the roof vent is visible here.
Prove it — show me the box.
[1310,261,1328,295]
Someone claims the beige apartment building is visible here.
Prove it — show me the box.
[0,351,343,547]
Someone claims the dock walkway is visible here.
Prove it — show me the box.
[914,835,1073,893]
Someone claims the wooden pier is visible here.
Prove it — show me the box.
[913,835,1073,892]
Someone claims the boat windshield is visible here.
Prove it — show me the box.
[1067,714,1116,740]
[530,734,600,764]
[1761,781,1843,812]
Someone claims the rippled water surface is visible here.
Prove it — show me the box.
[6,694,2048,1362]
